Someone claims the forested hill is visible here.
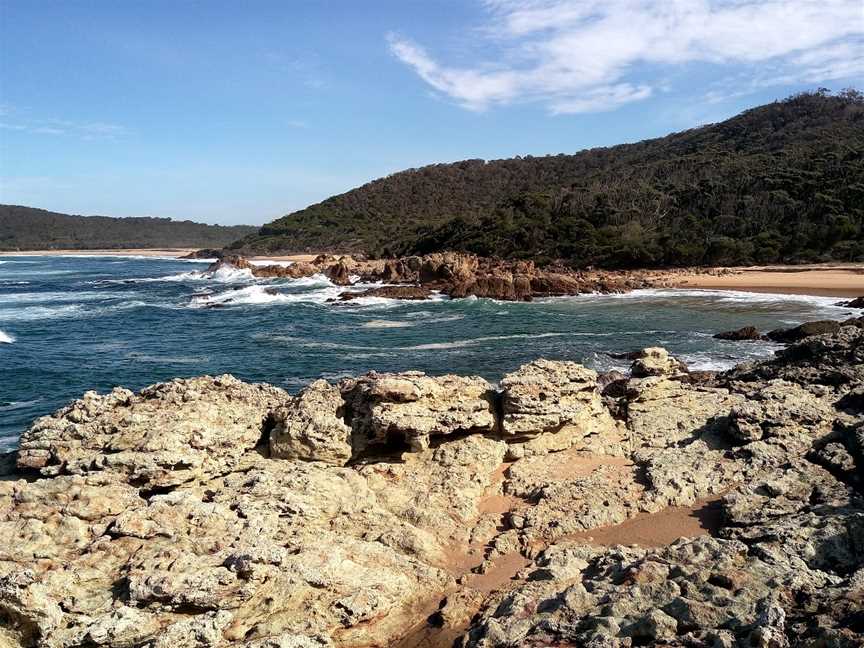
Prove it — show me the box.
[0,205,256,251]
[233,89,864,268]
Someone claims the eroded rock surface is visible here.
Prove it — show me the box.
[2,326,863,647]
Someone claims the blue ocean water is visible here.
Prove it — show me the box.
[0,255,857,451]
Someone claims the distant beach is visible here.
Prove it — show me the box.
[672,263,864,298]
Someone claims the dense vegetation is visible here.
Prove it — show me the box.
[236,90,864,267]
[0,205,256,251]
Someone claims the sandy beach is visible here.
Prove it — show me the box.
[672,263,864,298]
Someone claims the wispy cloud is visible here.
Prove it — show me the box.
[0,110,127,139]
[389,0,864,113]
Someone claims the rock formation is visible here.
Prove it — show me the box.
[204,253,675,302]
[713,325,763,341]
[2,324,863,647]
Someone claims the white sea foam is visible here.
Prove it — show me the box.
[0,290,134,304]
[0,399,41,411]
[248,259,295,267]
[402,332,567,351]
[126,352,209,364]
[159,265,256,283]
[0,330,14,343]
[362,319,415,329]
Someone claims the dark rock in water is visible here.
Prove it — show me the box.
[608,350,643,360]
[837,296,864,308]
[767,319,842,343]
[713,326,762,341]
[336,285,433,301]
[724,324,864,386]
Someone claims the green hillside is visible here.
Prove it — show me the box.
[0,205,256,251]
[234,89,864,268]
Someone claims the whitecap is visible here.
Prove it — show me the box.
[248,259,295,267]
[362,319,415,329]
[0,398,40,411]
[126,352,209,364]
[0,290,135,304]
[402,332,567,351]
[0,330,14,344]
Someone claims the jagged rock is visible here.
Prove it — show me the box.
[725,325,864,386]
[340,371,496,452]
[500,360,600,436]
[336,285,433,301]
[270,380,352,466]
[767,319,842,343]
[2,326,864,648]
[713,325,762,341]
[630,347,688,377]
[16,375,287,487]
[325,259,353,286]
[837,296,864,308]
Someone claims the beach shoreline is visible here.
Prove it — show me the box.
[670,263,864,298]
[2,249,861,297]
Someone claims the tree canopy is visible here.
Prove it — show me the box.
[235,90,864,268]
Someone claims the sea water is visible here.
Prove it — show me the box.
[0,255,856,451]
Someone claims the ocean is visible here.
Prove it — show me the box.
[0,254,856,451]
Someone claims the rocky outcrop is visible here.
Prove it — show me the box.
[335,285,433,301]
[838,295,864,308]
[340,371,497,452]
[767,319,843,343]
[2,327,863,647]
[630,346,688,377]
[269,380,352,466]
[16,375,287,487]
[713,325,763,340]
[206,253,672,302]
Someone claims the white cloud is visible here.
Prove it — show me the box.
[0,110,127,139]
[389,0,864,113]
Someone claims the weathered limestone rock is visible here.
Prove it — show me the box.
[630,347,688,377]
[340,371,496,452]
[17,375,287,487]
[2,326,863,648]
[270,380,352,466]
[500,360,623,459]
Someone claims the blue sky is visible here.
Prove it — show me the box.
[1,0,862,225]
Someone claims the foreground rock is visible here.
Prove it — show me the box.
[2,325,863,647]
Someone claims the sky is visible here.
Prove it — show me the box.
[1,0,862,226]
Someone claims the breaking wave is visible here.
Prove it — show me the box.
[0,330,14,344]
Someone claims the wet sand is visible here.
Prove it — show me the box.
[673,264,864,298]
[563,498,725,547]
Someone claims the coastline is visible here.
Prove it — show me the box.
[2,249,861,298]
[0,248,321,263]
[670,263,864,298]
[0,248,202,258]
